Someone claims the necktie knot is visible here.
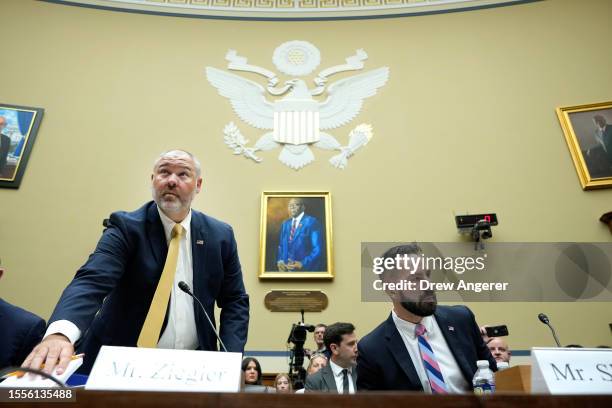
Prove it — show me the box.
[172,224,184,239]
[415,323,426,337]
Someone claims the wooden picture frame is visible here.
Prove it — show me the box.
[259,191,333,279]
[0,104,44,189]
[557,101,612,190]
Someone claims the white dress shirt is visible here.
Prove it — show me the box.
[328,359,356,394]
[392,310,469,394]
[46,208,199,350]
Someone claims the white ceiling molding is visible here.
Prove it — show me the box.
[44,0,537,20]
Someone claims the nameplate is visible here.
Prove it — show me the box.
[531,347,612,394]
[85,346,242,392]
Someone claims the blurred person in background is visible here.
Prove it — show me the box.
[274,373,293,394]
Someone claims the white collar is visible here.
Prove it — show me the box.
[293,211,305,225]
[329,358,352,376]
[392,309,434,339]
[157,206,192,240]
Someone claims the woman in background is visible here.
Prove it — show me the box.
[242,357,263,386]
[274,373,293,394]
[295,353,327,393]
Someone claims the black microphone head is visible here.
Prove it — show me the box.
[538,313,549,324]
[178,281,191,294]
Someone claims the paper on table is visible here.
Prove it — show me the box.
[0,357,83,388]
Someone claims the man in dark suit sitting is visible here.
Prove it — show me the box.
[22,150,249,375]
[0,263,46,369]
[305,322,357,394]
[357,244,496,392]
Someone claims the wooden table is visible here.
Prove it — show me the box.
[4,390,611,408]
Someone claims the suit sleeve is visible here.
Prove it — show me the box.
[466,306,498,371]
[302,218,322,270]
[48,213,131,334]
[356,341,381,390]
[15,317,46,366]
[277,221,287,264]
[304,370,321,392]
[217,226,249,352]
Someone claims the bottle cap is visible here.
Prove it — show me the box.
[476,360,490,368]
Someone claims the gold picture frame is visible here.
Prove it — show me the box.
[557,101,612,190]
[259,191,333,279]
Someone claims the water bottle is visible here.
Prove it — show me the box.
[472,360,495,395]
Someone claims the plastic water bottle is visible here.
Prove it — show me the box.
[472,360,495,395]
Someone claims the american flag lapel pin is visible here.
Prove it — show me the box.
[196,240,204,245]
[448,326,455,332]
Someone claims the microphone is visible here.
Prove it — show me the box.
[538,313,561,347]
[178,281,227,352]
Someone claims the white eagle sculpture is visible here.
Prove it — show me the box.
[206,41,389,170]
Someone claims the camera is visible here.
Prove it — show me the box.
[471,219,492,250]
[288,322,315,344]
[286,313,314,390]
[471,220,492,240]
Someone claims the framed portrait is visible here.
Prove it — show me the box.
[0,104,44,189]
[259,191,333,279]
[557,101,612,190]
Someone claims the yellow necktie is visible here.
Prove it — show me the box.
[137,223,184,348]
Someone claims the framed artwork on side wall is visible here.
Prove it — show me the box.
[0,103,44,189]
[259,191,333,279]
[557,101,612,190]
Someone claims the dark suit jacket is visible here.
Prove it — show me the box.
[49,201,249,373]
[0,298,46,369]
[305,363,356,393]
[0,133,10,173]
[277,214,323,271]
[356,305,496,391]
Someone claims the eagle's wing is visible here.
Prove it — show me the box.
[318,67,389,130]
[206,67,274,130]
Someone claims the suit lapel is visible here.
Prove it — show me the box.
[383,314,423,390]
[190,211,208,336]
[435,308,473,382]
[321,365,337,393]
[292,215,307,241]
[146,202,167,267]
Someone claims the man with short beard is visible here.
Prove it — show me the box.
[23,150,249,375]
[357,244,495,392]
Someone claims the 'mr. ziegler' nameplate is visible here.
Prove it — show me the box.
[531,347,612,394]
[85,346,242,392]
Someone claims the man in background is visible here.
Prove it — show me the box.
[305,322,357,394]
[23,150,249,375]
[487,337,511,364]
[0,261,46,369]
[277,198,323,272]
[305,323,330,359]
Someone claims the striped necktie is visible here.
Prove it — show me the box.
[137,223,184,348]
[415,323,448,394]
[289,218,297,242]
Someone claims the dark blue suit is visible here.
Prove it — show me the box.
[356,305,496,391]
[277,214,323,271]
[0,298,46,369]
[49,201,249,373]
